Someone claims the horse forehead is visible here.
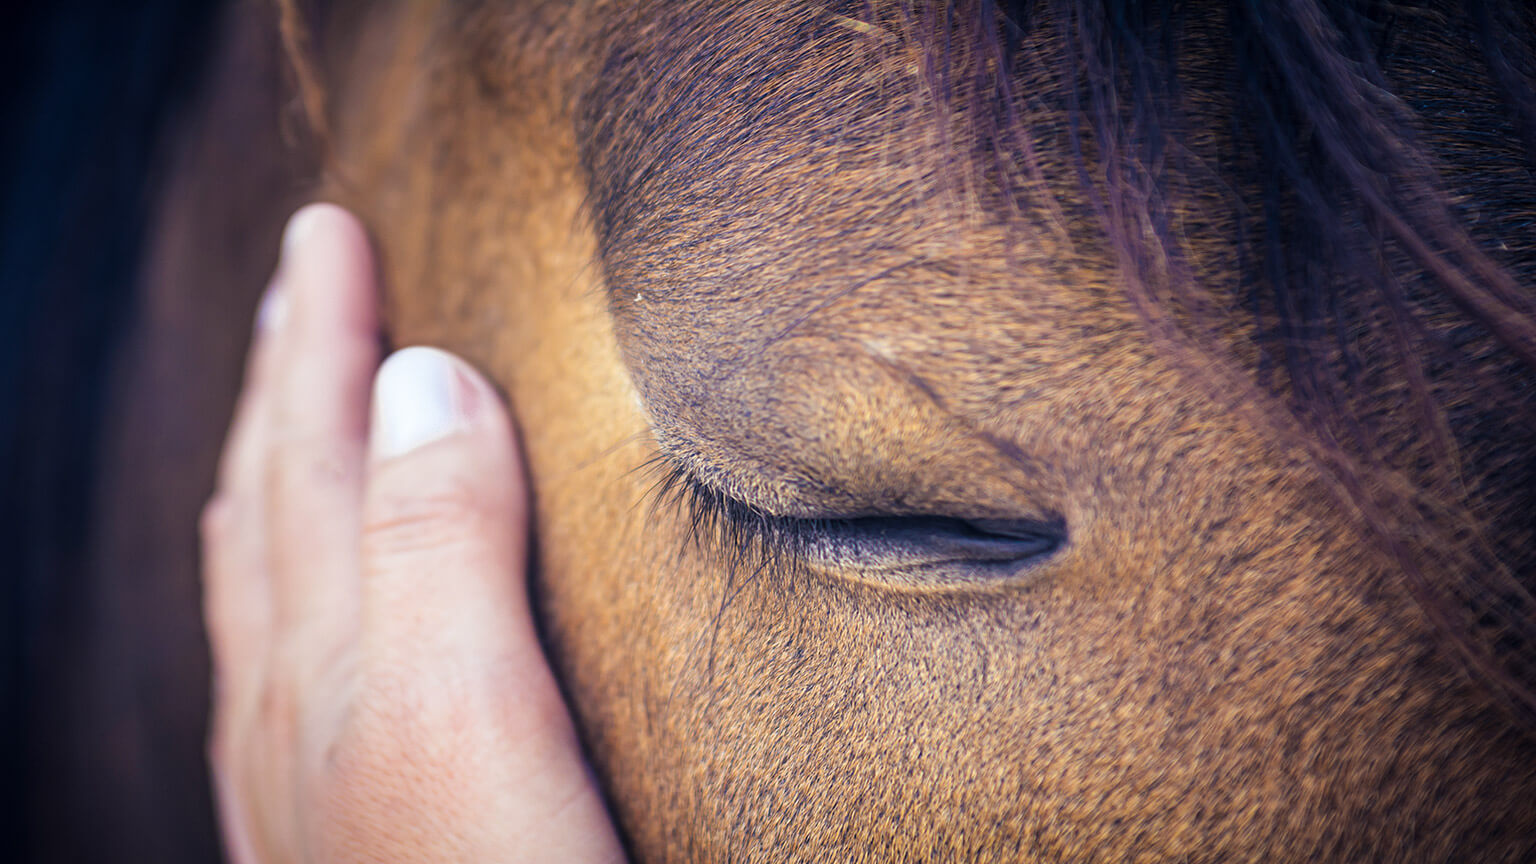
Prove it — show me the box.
[574,0,1212,509]
[575,1,1144,402]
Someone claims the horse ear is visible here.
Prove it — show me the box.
[274,0,331,157]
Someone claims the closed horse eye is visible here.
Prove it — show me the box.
[657,462,1065,589]
[802,514,1066,589]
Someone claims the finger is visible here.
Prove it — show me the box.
[203,280,286,676]
[264,203,380,636]
[360,347,538,675]
[215,279,288,496]
[203,273,288,864]
[357,347,627,862]
[208,724,264,864]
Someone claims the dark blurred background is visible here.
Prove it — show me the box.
[1,1,224,854]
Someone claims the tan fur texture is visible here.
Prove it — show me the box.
[47,0,1535,860]
[300,2,1536,859]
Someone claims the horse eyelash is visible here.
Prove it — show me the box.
[645,458,823,577]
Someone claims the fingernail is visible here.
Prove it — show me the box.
[255,282,287,332]
[281,203,331,264]
[371,347,476,460]
[262,204,333,330]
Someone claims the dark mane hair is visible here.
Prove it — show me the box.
[931,0,1536,726]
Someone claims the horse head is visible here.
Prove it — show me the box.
[265,0,1536,858]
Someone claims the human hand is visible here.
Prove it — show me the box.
[200,204,626,863]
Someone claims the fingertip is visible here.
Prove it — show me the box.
[369,347,505,462]
[358,348,530,672]
[278,202,379,340]
[281,202,359,263]
[263,201,380,455]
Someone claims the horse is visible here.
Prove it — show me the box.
[19,0,1536,860]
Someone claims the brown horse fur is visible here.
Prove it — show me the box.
[34,0,1536,860]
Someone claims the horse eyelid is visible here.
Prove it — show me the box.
[650,460,1064,583]
[647,459,817,581]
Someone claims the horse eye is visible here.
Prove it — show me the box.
[802,514,1065,588]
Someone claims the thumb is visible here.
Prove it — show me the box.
[355,345,624,862]
[361,345,535,676]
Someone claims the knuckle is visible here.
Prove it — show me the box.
[255,670,301,738]
[268,629,347,689]
[263,436,358,503]
[362,480,494,561]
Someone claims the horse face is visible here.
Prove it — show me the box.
[313,1,1536,859]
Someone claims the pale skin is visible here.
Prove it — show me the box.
[199,203,627,863]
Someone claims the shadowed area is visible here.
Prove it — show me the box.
[2,1,222,855]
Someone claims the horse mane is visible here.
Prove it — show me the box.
[939,0,1536,727]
